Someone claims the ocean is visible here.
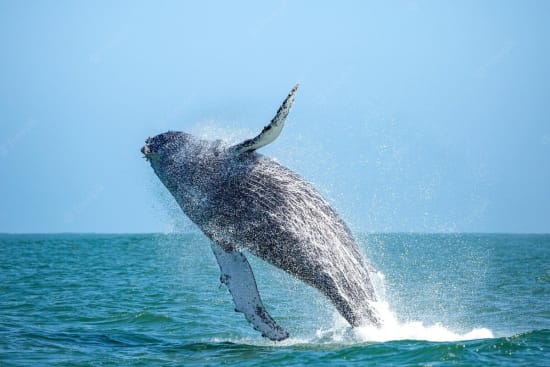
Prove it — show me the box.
[1,233,548,366]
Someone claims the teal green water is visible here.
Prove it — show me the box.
[1,233,548,366]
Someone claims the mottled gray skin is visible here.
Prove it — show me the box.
[143,131,380,327]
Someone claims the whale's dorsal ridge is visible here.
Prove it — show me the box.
[232,83,299,154]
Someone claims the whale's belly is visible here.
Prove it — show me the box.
[201,157,379,325]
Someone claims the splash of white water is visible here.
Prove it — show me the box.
[190,120,252,145]
[314,270,494,343]
[351,300,493,342]
[212,269,494,347]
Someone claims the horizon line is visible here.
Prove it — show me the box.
[1,231,549,236]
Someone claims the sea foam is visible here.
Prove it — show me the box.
[313,270,494,344]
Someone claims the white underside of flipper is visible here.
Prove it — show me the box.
[210,242,289,341]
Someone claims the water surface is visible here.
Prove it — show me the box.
[1,233,548,366]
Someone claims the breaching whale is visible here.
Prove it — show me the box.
[141,84,380,340]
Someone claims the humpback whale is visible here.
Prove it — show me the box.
[141,85,380,340]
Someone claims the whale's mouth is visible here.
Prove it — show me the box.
[141,144,151,160]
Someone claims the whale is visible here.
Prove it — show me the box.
[141,84,380,340]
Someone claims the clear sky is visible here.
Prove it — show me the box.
[1,1,549,233]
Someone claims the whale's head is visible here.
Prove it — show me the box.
[141,131,228,205]
[141,131,187,162]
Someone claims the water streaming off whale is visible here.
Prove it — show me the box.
[142,86,382,339]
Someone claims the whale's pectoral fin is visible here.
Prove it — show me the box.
[210,242,289,341]
[231,84,299,153]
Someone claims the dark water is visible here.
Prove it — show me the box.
[1,233,548,366]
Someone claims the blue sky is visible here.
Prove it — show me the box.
[1,1,549,233]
